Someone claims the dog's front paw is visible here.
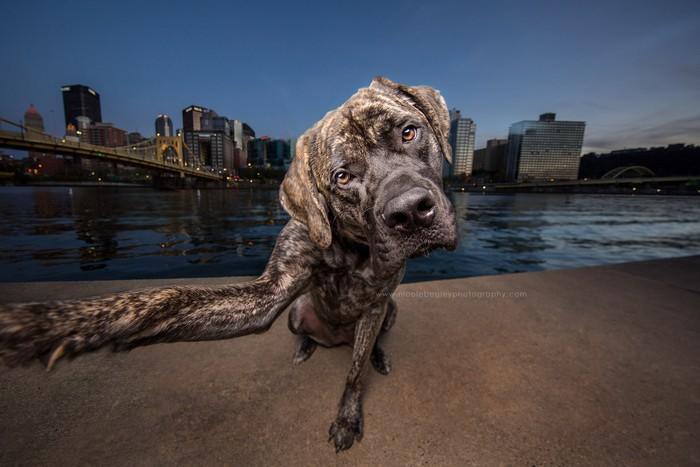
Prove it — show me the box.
[371,345,392,375]
[328,413,363,452]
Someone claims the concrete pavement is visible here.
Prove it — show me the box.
[1,256,699,466]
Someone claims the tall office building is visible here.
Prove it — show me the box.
[448,109,476,177]
[86,122,127,147]
[230,119,246,168]
[505,113,585,182]
[243,122,255,140]
[248,137,269,168]
[23,105,46,159]
[182,105,211,132]
[232,123,255,168]
[23,104,45,134]
[181,105,234,170]
[155,114,174,136]
[230,119,243,149]
[473,139,508,181]
[61,84,102,128]
[266,139,291,169]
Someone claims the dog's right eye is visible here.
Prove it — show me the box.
[401,125,418,142]
[334,171,352,186]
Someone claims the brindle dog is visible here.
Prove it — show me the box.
[0,77,458,452]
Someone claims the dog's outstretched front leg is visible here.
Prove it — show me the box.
[0,220,318,368]
[328,302,388,452]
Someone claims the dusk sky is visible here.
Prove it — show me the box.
[1,0,698,153]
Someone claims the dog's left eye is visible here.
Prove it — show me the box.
[401,125,418,142]
[334,171,352,186]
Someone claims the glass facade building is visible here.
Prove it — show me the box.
[182,105,234,170]
[61,84,102,128]
[448,109,476,177]
[155,114,174,137]
[506,113,585,182]
[247,137,292,169]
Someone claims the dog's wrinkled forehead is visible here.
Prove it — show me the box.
[307,80,450,189]
[337,89,424,149]
[307,88,416,178]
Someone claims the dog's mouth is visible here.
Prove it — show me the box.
[407,236,458,258]
[404,223,458,257]
[366,208,458,277]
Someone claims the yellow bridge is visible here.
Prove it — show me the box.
[0,118,222,182]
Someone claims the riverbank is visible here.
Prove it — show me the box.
[1,256,699,465]
[449,177,700,196]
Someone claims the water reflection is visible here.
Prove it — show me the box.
[0,186,699,282]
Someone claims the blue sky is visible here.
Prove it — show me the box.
[1,0,698,153]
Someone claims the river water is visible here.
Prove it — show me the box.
[0,186,698,282]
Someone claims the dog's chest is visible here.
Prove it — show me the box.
[311,257,403,325]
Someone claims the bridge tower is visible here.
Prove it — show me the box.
[155,135,184,166]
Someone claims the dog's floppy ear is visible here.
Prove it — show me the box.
[370,76,452,164]
[280,134,332,248]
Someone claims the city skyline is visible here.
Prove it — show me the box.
[1,1,698,153]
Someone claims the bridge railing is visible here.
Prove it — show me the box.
[0,117,161,163]
[0,117,223,180]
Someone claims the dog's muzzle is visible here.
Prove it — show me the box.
[376,174,457,256]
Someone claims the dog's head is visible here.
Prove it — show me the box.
[280,77,457,274]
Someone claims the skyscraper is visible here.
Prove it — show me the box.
[505,113,585,182]
[23,104,44,134]
[473,139,508,181]
[182,105,210,132]
[230,119,243,149]
[61,84,102,128]
[448,109,476,177]
[231,123,255,168]
[155,114,173,137]
[248,137,269,168]
[181,105,234,170]
[266,139,291,169]
[23,104,46,160]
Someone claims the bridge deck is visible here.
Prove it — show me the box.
[0,129,221,181]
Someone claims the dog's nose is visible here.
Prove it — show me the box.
[382,187,436,231]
